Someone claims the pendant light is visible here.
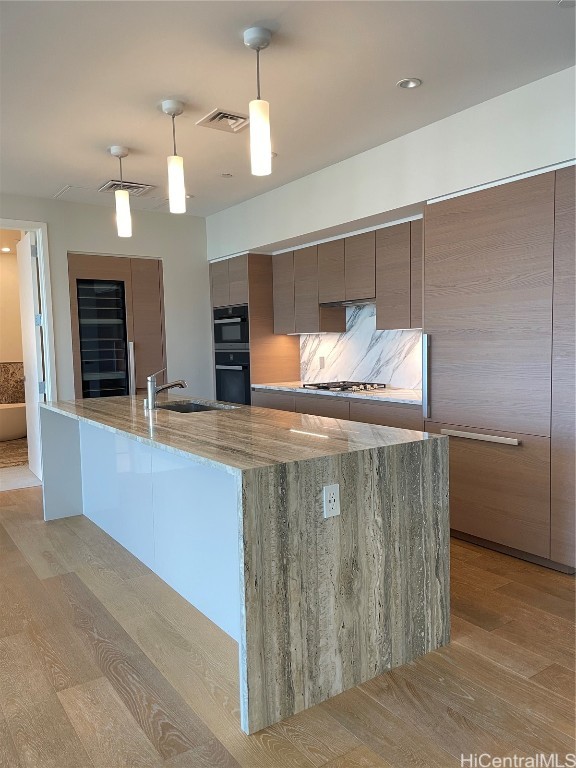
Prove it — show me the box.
[244,27,273,177]
[161,99,186,213]
[108,146,132,238]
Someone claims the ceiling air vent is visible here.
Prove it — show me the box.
[196,108,249,133]
[98,180,155,197]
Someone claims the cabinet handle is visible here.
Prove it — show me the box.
[127,341,136,396]
[422,333,431,419]
[440,428,521,446]
[214,318,242,325]
[215,364,245,371]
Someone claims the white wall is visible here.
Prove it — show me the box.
[207,67,576,259]
[0,195,212,401]
[0,252,23,362]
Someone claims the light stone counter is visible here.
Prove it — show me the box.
[40,394,449,734]
[252,381,423,405]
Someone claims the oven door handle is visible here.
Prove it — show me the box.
[214,318,243,325]
[215,364,246,371]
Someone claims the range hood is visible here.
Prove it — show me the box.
[320,298,376,308]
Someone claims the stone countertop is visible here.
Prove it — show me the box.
[42,394,435,472]
[252,381,423,406]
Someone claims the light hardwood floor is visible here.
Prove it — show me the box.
[0,487,574,768]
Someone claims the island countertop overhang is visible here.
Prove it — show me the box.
[41,394,442,472]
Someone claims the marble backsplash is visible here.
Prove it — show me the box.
[0,361,25,404]
[300,304,422,388]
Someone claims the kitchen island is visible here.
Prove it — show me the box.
[40,395,449,734]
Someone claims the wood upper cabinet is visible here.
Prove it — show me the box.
[210,256,249,308]
[318,240,345,303]
[345,232,375,301]
[274,247,345,334]
[551,165,576,567]
[375,223,411,330]
[272,252,296,334]
[424,172,555,437]
[294,246,320,334]
[210,260,230,308]
[410,219,423,328]
[228,254,249,305]
[426,421,551,559]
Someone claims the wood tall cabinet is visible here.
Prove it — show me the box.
[551,166,576,568]
[209,254,301,384]
[424,170,573,564]
[68,253,166,398]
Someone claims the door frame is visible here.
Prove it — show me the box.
[0,218,57,402]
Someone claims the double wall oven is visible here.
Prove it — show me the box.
[213,305,251,405]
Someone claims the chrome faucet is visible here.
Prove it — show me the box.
[145,369,187,410]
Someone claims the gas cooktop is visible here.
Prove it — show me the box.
[302,381,387,392]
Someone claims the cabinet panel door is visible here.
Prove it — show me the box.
[551,166,576,567]
[345,232,375,301]
[294,246,320,333]
[318,239,345,303]
[229,254,249,305]
[424,173,555,436]
[210,260,230,308]
[272,252,295,334]
[251,390,296,412]
[131,258,166,389]
[375,223,411,330]
[426,421,551,558]
[410,220,423,329]
[349,400,423,431]
[294,394,350,420]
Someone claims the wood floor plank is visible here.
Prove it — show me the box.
[529,664,575,702]
[434,644,575,738]
[0,632,94,768]
[450,615,551,678]
[57,677,163,768]
[393,653,575,756]
[0,706,22,768]
[496,581,575,621]
[42,572,218,761]
[320,745,396,768]
[0,524,26,572]
[360,667,528,763]
[266,706,361,767]
[62,516,151,581]
[26,619,102,693]
[0,563,58,638]
[492,616,575,670]
[450,581,513,631]
[1,520,70,580]
[321,687,457,767]
[450,558,513,590]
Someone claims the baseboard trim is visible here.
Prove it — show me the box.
[451,530,576,575]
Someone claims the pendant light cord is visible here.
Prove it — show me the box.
[172,115,177,156]
[256,48,261,100]
[119,157,123,189]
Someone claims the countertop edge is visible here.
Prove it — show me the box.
[251,383,423,406]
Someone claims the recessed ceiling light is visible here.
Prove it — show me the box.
[1,247,11,252]
[397,78,422,89]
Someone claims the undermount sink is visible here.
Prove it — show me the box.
[158,402,225,414]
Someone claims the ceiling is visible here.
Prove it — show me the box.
[0,1,574,218]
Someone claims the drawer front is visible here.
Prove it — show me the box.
[349,400,423,431]
[251,390,295,412]
[294,394,350,420]
[426,421,550,558]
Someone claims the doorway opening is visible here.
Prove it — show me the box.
[0,221,56,491]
